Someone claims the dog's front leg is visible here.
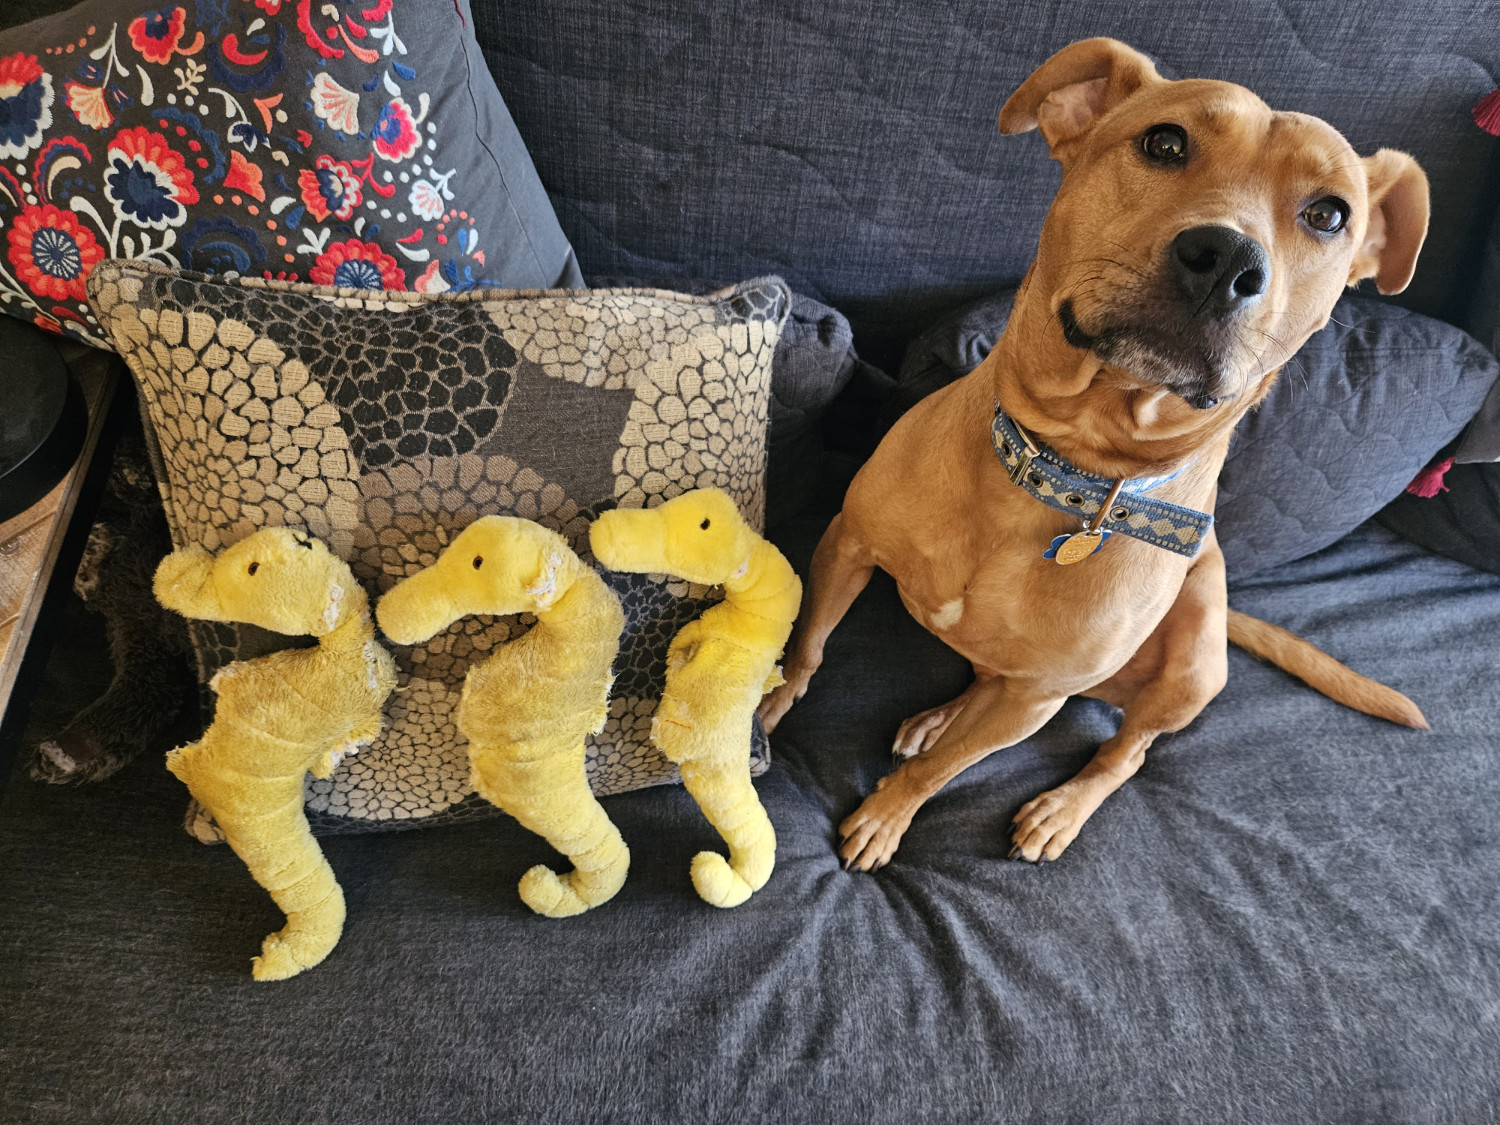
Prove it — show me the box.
[759,512,875,732]
[839,675,1067,871]
[1011,537,1229,862]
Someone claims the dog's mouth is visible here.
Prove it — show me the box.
[1058,299,1096,351]
[1058,299,1226,411]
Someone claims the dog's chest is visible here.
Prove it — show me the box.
[891,534,1183,686]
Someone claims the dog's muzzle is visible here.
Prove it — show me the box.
[1056,226,1271,411]
[1059,300,1229,410]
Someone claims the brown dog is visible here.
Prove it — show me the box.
[758,38,1431,871]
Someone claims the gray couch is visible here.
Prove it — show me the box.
[4,2,1500,1122]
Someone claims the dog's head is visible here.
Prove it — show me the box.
[999,38,1429,413]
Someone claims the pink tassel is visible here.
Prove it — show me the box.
[1405,456,1454,498]
[1473,88,1500,135]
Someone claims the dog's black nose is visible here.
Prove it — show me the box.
[1170,225,1269,317]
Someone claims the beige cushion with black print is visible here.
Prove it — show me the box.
[88,259,789,833]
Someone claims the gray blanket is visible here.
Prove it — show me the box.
[2,520,1497,1124]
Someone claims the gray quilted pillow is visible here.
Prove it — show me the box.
[895,292,1499,576]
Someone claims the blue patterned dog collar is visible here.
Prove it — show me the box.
[991,402,1212,559]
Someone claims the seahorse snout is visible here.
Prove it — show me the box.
[589,507,669,574]
[376,567,458,645]
[590,490,754,587]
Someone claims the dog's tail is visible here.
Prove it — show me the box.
[1226,610,1429,730]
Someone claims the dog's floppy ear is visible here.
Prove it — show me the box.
[999,38,1161,155]
[1348,149,1430,295]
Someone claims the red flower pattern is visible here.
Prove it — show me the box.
[309,238,405,290]
[0,4,496,346]
[63,80,112,131]
[6,203,104,303]
[0,52,54,161]
[127,8,188,66]
[0,50,46,92]
[103,126,199,229]
[370,97,419,162]
[298,154,362,221]
[107,125,199,202]
[224,151,265,202]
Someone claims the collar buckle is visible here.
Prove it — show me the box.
[1006,418,1041,487]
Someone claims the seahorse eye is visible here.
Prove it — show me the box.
[700,518,711,530]
[247,562,259,576]
[472,556,483,569]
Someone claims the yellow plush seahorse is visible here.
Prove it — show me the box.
[154,528,396,981]
[590,489,801,908]
[376,518,629,918]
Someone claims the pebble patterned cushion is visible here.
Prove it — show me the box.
[0,0,581,348]
[87,258,789,833]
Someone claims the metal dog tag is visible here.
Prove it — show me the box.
[1055,530,1104,564]
[1043,478,1125,565]
[1045,529,1111,565]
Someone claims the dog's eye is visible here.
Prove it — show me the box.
[700,518,711,530]
[472,556,483,569]
[1302,196,1349,234]
[247,562,259,576]
[1141,124,1188,164]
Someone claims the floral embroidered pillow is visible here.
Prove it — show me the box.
[0,0,582,348]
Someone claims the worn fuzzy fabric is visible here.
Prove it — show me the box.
[2,519,1497,1122]
[377,518,631,917]
[153,527,397,979]
[29,416,193,785]
[591,490,801,907]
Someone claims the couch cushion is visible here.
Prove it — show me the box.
[472,1,1500,368]
[2,520,1497,1123]
[891,289,1498,575]
[88,259,789,830]
[1453,200,1500,463]
[1377,460,1500,577]
[0,0,581,348]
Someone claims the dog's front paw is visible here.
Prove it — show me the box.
[1009,783,1104,863]
[757,660,816,733]
[891,697,967,762]
[837,776,915,873]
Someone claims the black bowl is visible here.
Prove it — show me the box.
[0,318,86,525]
